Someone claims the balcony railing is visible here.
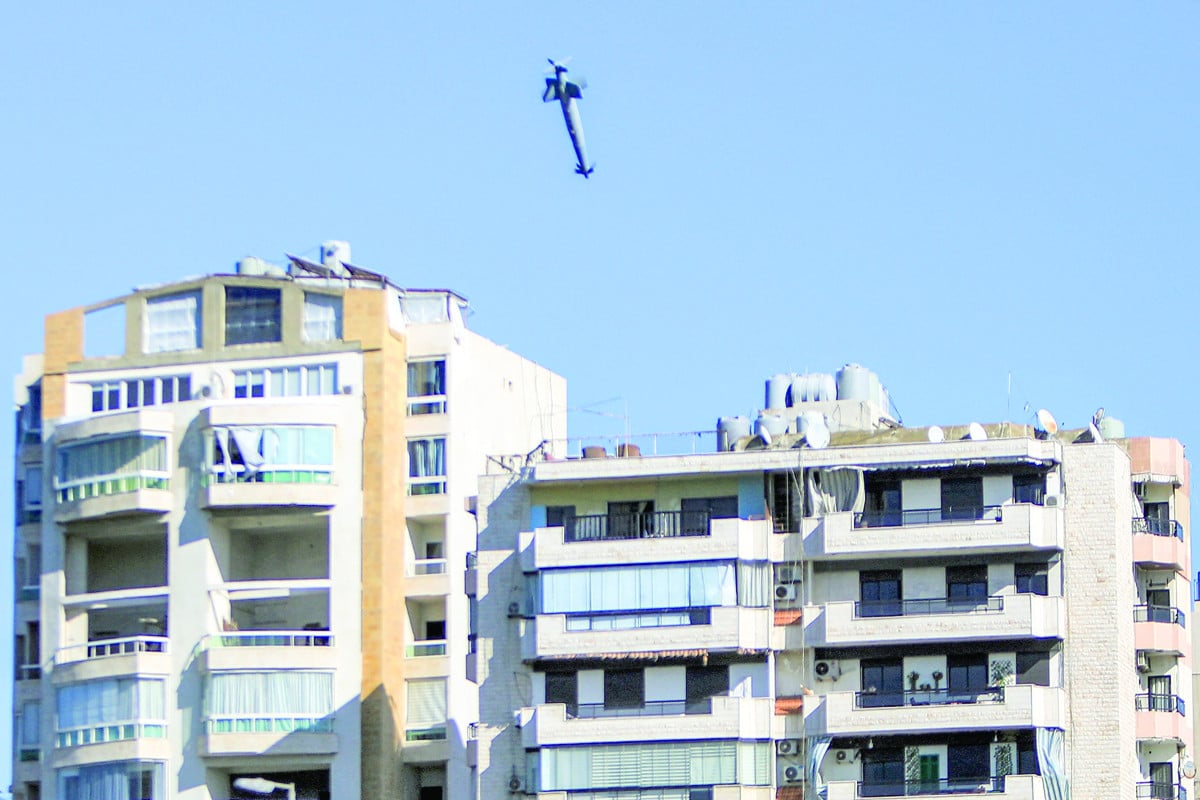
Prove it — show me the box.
[57,721,166,747]
[404,725,447,741]
[564,606,712,631]
[566,699,714,719]
[86,635,167,659]
[855,596,1004,618]
[1136,782,1189,800]
[859,777,1005,797]
[210,631,332,648]
[1136,693,1187,715]
[1134,605,1186,627]
[855,686,1005,709]
[1133,517,1184,540]
[854,505,1005,529]
[206,715,332,734]
[565,510,710,542]
[566,789,713,800]
[412,558,447,575]
[406,640,447,657]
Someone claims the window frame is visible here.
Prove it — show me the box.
[224,286,283,346]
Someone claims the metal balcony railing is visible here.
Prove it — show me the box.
[859,777,1005,797]
[1135,693,1186,715]
[566,510,711,542]
[854,505,1004,529]
[566,699,714,719]
[406,640,447,657]
[855,686,1005,709]
[1132,517,1184,540]
[1136,782,1188,800]
[563,606,712,631]
[854,596,1004,618]
[209,631,333,648]
[1134,605,1186,627]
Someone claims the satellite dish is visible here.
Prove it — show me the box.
[759,427,773,447]
[1089,422,1104,443]
[1093,407,1106,427]
[806,419,830,450]
[968,422,987,441]
[1036,409,1058,435]
[1182,759,1196,780]
[928,425,945,443]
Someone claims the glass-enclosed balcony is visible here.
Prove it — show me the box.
[54,433,171,521]
[522,696,773,748]
[204,424,337,508]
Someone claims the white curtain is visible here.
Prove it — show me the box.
[303,293,342,342]
[807,468,866,515]
[1037,727,1070,800]
[401,294,449,324]
[539,741,748,791]
[541,561,740,614]
[737,561,772,607]
[206,671,333,717]
[408,438,446,478]
[57,678,164,730]
[144,291,200,353]
[60,761,163,800]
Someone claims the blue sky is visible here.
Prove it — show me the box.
[3,1,1198,784]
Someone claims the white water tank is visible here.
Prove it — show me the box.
[766,374,791,410]
[837,363,872,402]
[717,416,751,451]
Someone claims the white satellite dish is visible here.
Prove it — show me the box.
[1036,408,1058,435]
[1093,407,1106,427]
[759,427,773,447]
[806,419,830,450]
[968,422,987,441]
[928,425,945,443]
[1089,422,1104,443]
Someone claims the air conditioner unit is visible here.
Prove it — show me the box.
[775,583,798,602]
[776,739,801,756]
[784,765,804,783]
[1136,651,1151,673]
[507,601,524,618]
[778,565,801,584]
[1043,494,1064,508]
[1135,482,1150,499]
[835,749,850,762]
[508,774,525,793]
[814,659,841,681]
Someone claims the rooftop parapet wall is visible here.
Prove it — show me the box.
[1124,436,1190,488]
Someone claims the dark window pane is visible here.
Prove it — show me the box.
[947,654,989,693]
[686,665,728,704]
[1016,651,1051,686]
[545,672,577,707]
[941,477,983,520]
[947,565,988,602]
[861,570,902,617]
[225,286,282,345]
[1013,473,1045,505]
[1015,563,1049,596]
[603,669,644,709]
[546,506,576,529]
[948,743,990,781]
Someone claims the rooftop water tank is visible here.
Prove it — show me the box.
[1098,416,1125,439]
[837,363,872,402]
[717,416,751,452]
[790,373,836,405]
[755,413,788,441]
[766,374,791,410]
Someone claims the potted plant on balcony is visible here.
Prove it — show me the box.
[931,670,944,690]
[907,671,920,692]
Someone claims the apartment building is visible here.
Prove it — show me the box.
[11,244,566,800]
[472,366,1194,800]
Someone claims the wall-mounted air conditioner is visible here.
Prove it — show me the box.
[1043,494,1064,508]
[507,601,524,618]
[1136,651,1151,673]
[784,765,804,783]
[775,583,798,602]
[776,739,801,756]
[814,659,841,681]
[777,565,801,584]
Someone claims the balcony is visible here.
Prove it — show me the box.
[202,425,338,509]
[805,595,1064,648]
[1132,519,1187,571]
[805,504,1063,560]
[1134,606,1189,656]
[805,684,1065,736]
[1135,694,1189,742]
[200,631,337,672]
[54,636,170,683]
[1135,783,1188,800]
[524,516,770,571]
[199,715,338,758]
[521,696,773,747]
[824,774,1046,800]
[405,560,451,597]
[524,605,771,662]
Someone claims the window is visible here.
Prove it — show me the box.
[406,678,447,740]
[686,665,729,708]
[1013,473,1045,505]
[860,570,902,617]
[144,291,201,353]
[407,360,447,415]
[947,654,989,698]
[303,293,342,342]
[20,701,39,748]
[946,565,988,604]
[23,467,42,509]
[947,743,990,786]
[206,671,333,733]
[1016,650,1051,686]
[603,669,644,709]
[91,375,192,413]
[681,496,738,534]
[535,740,768,791]
[55,677,166,746]
[540,561,739,619]
[1015,562,1050,596]
[210,425,334,484]
[861,748,905,796]
[859,659,903,707]
[407,438,446,495]
[21,545,41,595]
[232,363,338,398]
[225,286,281,345]
[607,500,655,538]
[941,477,983,520]
[768,472,800,532]
[546,505,576,529]
[59,761,165,800]
[863,479,902,526]
[545,672,578,708]
[56,434,169,503]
